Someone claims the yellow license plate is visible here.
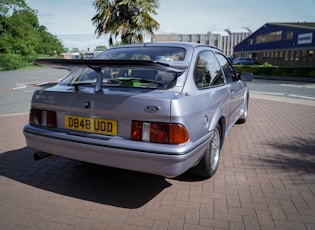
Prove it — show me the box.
[64,115,117,135]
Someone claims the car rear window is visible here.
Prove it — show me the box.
[97,46,185,62]
[70,66,177,89]
[61,46,186,89]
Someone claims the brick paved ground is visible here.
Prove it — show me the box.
[0,97,314,230]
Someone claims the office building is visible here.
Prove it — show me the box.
[152,28,252,57]
[234,22,315,67]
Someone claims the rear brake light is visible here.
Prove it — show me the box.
[30,108,57,128]
[131,121,189,144]
[46,111,57,128]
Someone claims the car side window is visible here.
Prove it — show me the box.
[215,53,238,84]
[194,51,224,89]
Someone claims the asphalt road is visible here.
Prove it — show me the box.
[247,79,315,102]
[0,68,314,116]
[0,68,68,115]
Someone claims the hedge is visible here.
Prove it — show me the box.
[0,54,47,71]
[234,65,315,78]
[0,54,26,71]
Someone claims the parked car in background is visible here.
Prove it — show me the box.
[227,56,234,64]
[24,42,252,178]
[233,57,256,65]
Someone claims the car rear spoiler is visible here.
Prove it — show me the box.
[35,59,189,93]
[34,59,189,72]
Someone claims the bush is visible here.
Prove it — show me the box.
[0,54,25,71]
[234,65,315,78]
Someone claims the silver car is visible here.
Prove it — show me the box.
[23,42,252,178]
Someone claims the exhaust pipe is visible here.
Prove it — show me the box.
[33,151,56,160]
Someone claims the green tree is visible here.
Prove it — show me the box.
[71,48,80,53]
[0,0,30,16]
[35,26,64,55]
[92,0,160,45]
[0,0,64,70]
[95,45,106,51]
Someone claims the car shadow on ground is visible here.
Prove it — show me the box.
[0,147,173,209]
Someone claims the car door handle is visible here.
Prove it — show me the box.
[230,88,234,93]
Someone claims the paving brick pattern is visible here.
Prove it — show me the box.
[0,98,314,230]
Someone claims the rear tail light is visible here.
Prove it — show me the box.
[131,121,189,144]
[29,108,56,128]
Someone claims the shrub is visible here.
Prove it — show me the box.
[261,62,273,67]
[0,54,25,71]
[234,65,315,77]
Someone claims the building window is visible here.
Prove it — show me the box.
[256,31,282,44]
[279,51,283,59]
[301,50,307,61]
[265,31,282,42]
[214,34,218,47]
[290,51,295,61]
[205,34,210,45]
[256,35,263,44]
[178,34,183,42]
[271,52,274,58]
[285,51,289,60]
[295,51,300,61]
[309,50,314,61]
[196,34,201,43]
[187,34,192,42]
[285,31,293,40]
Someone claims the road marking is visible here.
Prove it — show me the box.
[13,85,27,90]
[252,91,283,96]
[280,83,315,89]
[288,95,315,100]
[0,81,58,93]
[251,91,315,100]
[0,113,29,117]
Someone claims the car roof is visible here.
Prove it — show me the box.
[108,42,223,53]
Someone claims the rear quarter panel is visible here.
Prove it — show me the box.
[175,45,231,142]
[170,86,231,143]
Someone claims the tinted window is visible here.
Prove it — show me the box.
[194,51,224,89]
[61,46,186,89]
[97,47,185,61]
[215,53,238,84]
[61,66,178,90]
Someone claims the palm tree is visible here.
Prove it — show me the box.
[92,0,160,45]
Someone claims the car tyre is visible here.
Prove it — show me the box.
[237,94,249,124]
[190,123,222,178]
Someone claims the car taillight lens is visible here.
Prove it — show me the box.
[29,108,56,128]
[131,121,189,144]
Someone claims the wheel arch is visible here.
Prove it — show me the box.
[209,109,226,147]
[217,116,225,147]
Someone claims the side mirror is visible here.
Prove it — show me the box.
[239,72,253,81]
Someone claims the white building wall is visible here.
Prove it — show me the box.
[152,29,251,57]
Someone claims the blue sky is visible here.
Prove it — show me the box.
[26,0,315,50]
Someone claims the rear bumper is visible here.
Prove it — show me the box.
[23,125,212,177]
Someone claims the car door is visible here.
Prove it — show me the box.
[215,53,244,126]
